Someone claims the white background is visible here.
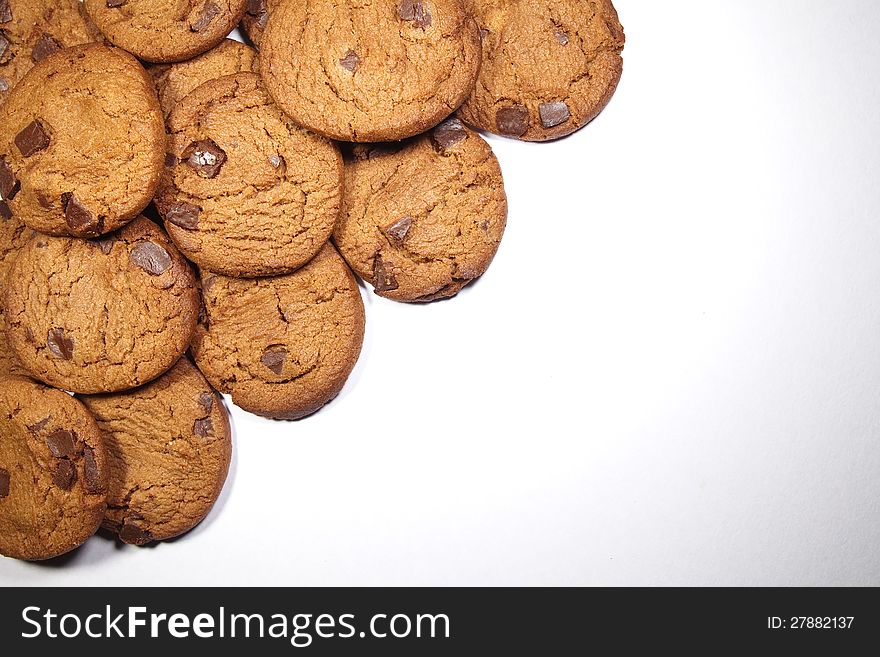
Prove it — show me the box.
[4,0,880,585]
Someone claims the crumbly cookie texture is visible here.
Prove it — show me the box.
[458,0,625,141]
[79,358,231,546]
[3,216,199,394]
[83,0,248,64]
[241,0,274,46]
[156,72,342,278]
[0,376,108,561]
[192,243,365,420]
[0,209,30,376]
[259,0,481,142]
[150,38,259,118]
[0,44,165,237]
[334,118,507,302]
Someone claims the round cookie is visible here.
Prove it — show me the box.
[156,72,342,278]
[241,0,274,47]
[79,358,231,546]
[0,208,29,376]
[3,216,199,394]
[0,376,108,561]
[259,0,482,142]
[0,44,165,237]
[334,118,507,302]
[192,243,365,420]
[150,38,259,118]
[84,0,248,64]
[457,0,625,141]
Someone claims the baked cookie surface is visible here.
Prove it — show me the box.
[458,0,625,141]
[0,208,29,376]
[334,118,507,302]
[84,0,248,63]
[79,358,231,546]
[0,376,108,561]
[3,216,199,394]
[259,0,481,142]
[192,243,365,420]
[0,44,164,237]
[156,72,342,278]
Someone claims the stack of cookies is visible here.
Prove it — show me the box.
[0,0,624,560]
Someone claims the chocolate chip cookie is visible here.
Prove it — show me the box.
[457,0,625,141]
[0,44,165,237]
[0,207,29,376]
[150,38,259,118]
[192,244,365,420]
[0,376,108,560]
[334,119,507,302]
[156,72,342,277]
[84,0,248,64]
[79,358,231,546]
[259,0,481,142]
[241,0,273,47]
[3,216,199,394]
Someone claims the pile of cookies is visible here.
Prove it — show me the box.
[0,0,624,560]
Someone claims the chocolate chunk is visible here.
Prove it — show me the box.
[130,241,172,275]
[119,522,152,545]
[399,0,432,28]
[554,30,569,45]
[496,105,530,136]
[431,118,468,151]
[83,445,102,494]
[61,192,101,234]
[199,392,214,414]
[0,0,11,24]
[193,417,213,437]
[190,1,221,32]
[246,0,266,15]
[31,33,62,63]
[93,236,116,254]
[107,0,129,7]
[52,460,76,490]
[47,328,74,360]
[0,156,19,200]
[15,120,51,157]
[46,429,76,459]
[339,50,360,73]
[539,101,571,128]
[268,154,286,176]
[0,33,9,63]
[166,201,201,230]
[27,417,51,434]
[0,201,9,220]
[261,347,287,375]
[182,139,227,178]
[0,77,8,92]
[382,216,413,246]
[373,254,399,292]
[480,28,490,42]
[164,152,178,168]
[0,468,8,498]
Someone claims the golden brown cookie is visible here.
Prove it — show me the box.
[0,0,101,106]
[79,358,231,546]
[0,44,165,237]
[259,0,482,142]
[150,38,259,118]
[334,118,507,302]
[84,0,248,64]
[192,244,365,420]
[3,216,199,394]
[0,375,109,561]
[458,0,625,141]
[156,72,342,278]
[0,208,29,376]
[241,0,273,46]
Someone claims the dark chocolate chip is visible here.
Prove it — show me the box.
[15,120,51,157]
[554,30,569,45]
[0,201,10,220]
[193,417,213,437]
[496,105,530,136]
[382,216,413,246]
[164,152,178,167]
[339,50,360,73]
[27,417,51,434]
[0,156,19,200]
[479,28,489,42]
[0,468,8,498]
[31,33,62,63]
[119,522,152,545]
[83,445,102,494]
[130,241,172,275]
[61,192,101,234]
[199,392,214,414]
[373,254,399,292]
[261,347,287,375]
[431,118,468,151]
[107,0,129,7]
[399,0,432,28]
[47,328,74,360]
[92,236,116,254]
[246,0,266,15]
[181,139,227,178]
[539,101,571,128]
[52,460,76,490]
[46,429,76,459]
[0,0,11,24]
[0,33,9,63]
[166,201,201,230]
[0,77,8,92]
[190,1,221,32]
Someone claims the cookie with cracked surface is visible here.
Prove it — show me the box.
[79,358,231,546]
[0,209,30,376]
[0,44,164,237]
[156,72,342,278]
[0,375,108,560]
[334,119,507,302]
[192,243,365,420]
[259,0,481,142]
[150,38,259,118]
[3,216,199,394]
[84,0,248,64]
[241,0,274,47]
[457,0,625,141]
